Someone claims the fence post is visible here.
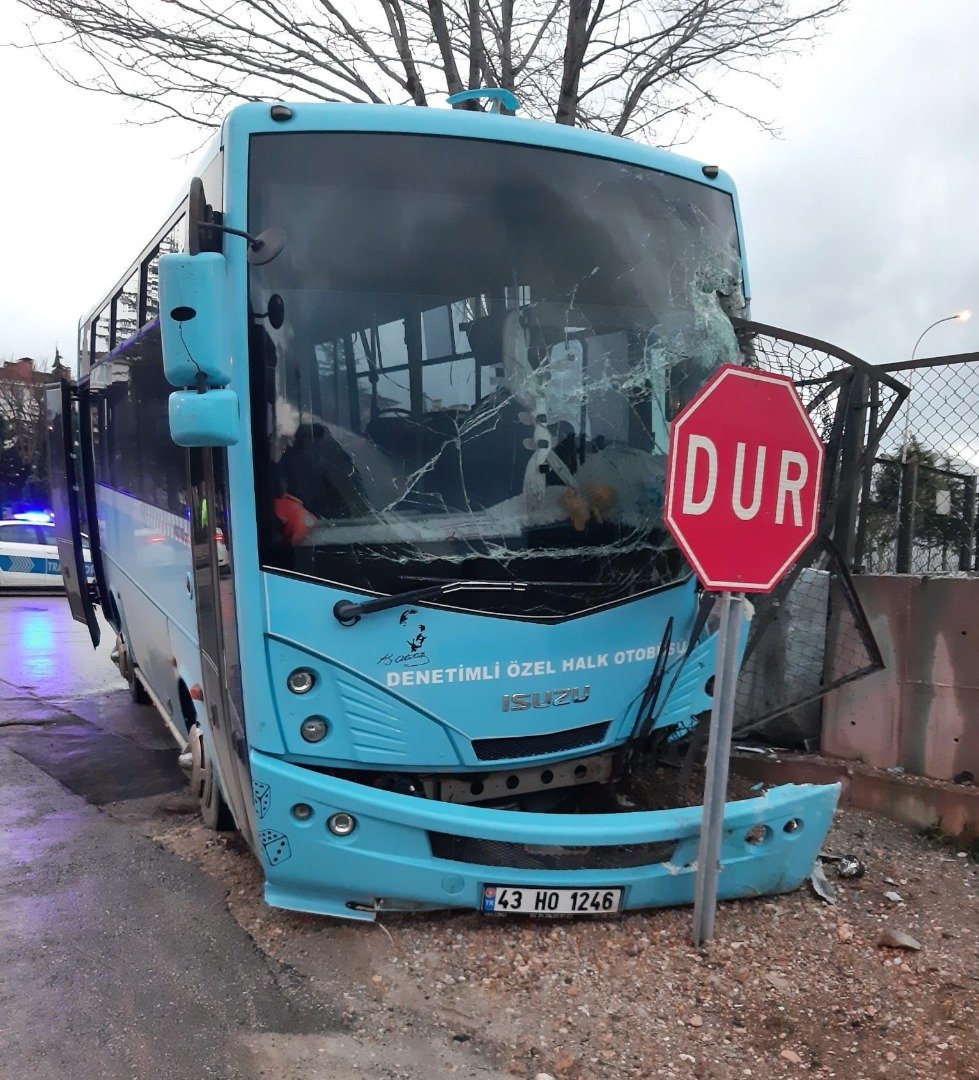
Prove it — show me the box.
[853,378,879,573]
[960,476,977,572]
[833,371,868,570]
[896,459,918,573]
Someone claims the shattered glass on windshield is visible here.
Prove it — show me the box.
[248,132,744,616]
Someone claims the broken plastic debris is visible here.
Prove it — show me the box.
[836,855,866,879]
[809,861,837,904]
[877,928,921,951]
[884,890,902,903]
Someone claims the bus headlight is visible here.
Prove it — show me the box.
[328,812,356,836]
[300,716,328,742]
[287,667,316,694]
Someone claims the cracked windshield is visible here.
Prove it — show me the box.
[249,132,744,616]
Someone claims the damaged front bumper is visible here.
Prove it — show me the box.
[251,751,840,921]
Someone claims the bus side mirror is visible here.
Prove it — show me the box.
[169,388,239,447]
[160,252,232,388]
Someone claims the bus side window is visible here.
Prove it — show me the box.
[93,310,112,362]
[116,268,141,347]
[160,218,184,257]
[93,322,188,518]
[79,322,91,374]
[144,246,161,323]
[143,216,184,325]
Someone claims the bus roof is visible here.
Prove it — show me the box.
[222,100,738,198]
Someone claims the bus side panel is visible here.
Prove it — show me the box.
[88,319,201,728]
[169,615,207,736]
[96,485,198,716]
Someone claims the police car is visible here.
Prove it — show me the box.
[0,515,92,589]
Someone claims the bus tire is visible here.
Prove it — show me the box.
[187,722,235,831]
[127,662,151,706]
[118,636,151,705]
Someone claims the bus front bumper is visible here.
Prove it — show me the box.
[250,752,839,921]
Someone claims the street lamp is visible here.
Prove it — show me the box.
[909,309,971,365]
[901,309,971,453]
[894,310,972,571]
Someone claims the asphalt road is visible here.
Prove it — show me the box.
[0,593,339,1079]
[0,593,512,1080]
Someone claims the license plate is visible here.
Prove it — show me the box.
[482,884,622,915]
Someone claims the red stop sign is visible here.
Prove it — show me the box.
[664,365,824,593]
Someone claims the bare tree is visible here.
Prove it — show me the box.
[14,0,843,142]
[0,356,67,507]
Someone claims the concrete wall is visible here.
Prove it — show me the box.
[822,575,979,783]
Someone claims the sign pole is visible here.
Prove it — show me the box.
[660,365,826,946]
[692,590,744,947]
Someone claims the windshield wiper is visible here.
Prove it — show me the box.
[333,579,598,625]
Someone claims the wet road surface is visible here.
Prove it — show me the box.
[0,593,514,1080]
[0,590,120,700]
[0,594,340,1078]
[0,595,182,804]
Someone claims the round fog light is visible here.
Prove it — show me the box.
[300,716,328,743]
[292,802,313,821]
[328,812,356,836]
[287,667,315,694]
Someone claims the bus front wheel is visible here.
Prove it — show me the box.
[187,722,235,831]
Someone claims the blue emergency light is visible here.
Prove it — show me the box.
[12,510,54,524]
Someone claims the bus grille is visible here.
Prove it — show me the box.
[428,833,677,870]
[471,721,609,762]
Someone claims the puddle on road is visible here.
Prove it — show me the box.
[0,706,184,805]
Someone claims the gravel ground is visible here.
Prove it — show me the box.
[144,801,978,1080]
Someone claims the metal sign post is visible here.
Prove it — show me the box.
[661,365,826,947]
[691,590,744,947]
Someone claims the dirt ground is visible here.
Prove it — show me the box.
[132,794,979,1080]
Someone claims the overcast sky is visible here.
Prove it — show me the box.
[1,0,977,369]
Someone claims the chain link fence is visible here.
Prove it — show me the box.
[718,321,907,742]
[666,332,979,745]
[855,353,979,575]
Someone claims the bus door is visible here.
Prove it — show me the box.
[46,380,100,647]
[188,446,258,850]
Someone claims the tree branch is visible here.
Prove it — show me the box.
[10,0,846,140]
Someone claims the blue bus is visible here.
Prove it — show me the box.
[50,96,837,920]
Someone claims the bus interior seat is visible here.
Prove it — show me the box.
[365,409,468,511]
[466,311,510,368]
